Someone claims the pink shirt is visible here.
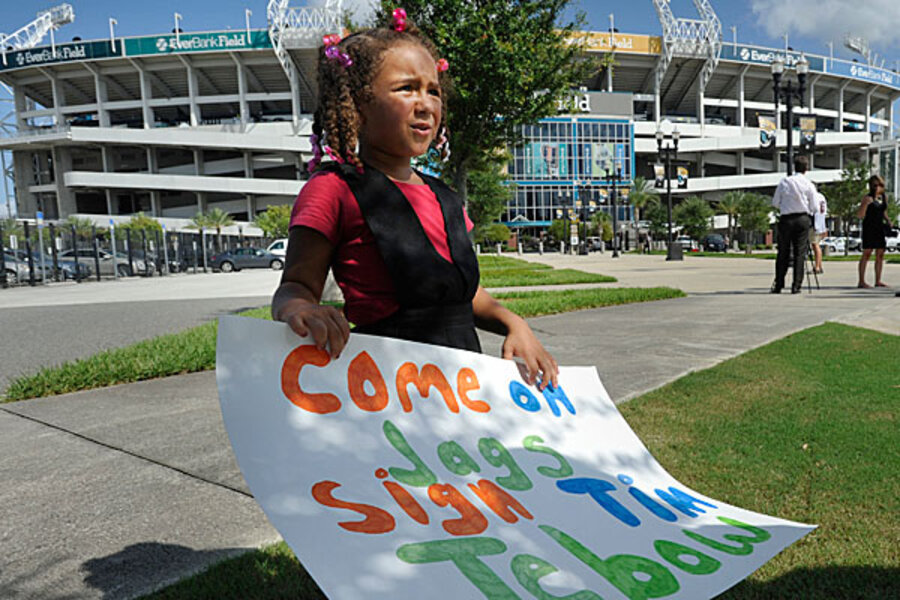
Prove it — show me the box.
[290,170,474,325]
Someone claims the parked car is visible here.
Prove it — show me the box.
[885,228,900,252]
[3,250,92,282]
[58,248,144,277]
[266,238,288,258]
[701,233,726,252]
[819,236,846,254]
[210,247,284,272]
[675,235,698,251]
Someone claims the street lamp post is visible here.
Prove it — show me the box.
[770,55,809,175]
[606,167,621,257]
[655,125,681,261]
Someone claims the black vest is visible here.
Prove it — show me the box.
[327,163,481,351]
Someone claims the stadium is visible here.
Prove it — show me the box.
[1,0,898,238]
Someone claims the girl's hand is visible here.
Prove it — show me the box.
[501,322,559,391]
[277,300,350,359]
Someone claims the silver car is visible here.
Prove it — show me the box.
[58,248,145,277]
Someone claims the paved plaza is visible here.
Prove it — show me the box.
[0,254,897,599]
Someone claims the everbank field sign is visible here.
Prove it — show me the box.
[216,317,813,600]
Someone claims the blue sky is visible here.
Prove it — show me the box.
[2,0,898,63]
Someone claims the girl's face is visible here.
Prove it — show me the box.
[357,42,442,173]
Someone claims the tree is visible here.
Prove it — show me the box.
[737,193,772,254]
[63,216,99,238]
[590,210,612,242]
[643,198,668,241]
[717,191,743,251]
[189,208,234,251]
[547,219,567,243]
[673,196,714,242]
[822,161,870,256]
[377,1,594,203]
[627,176,659,229]
[254,205,292,239]
[466,154,515,241]
[482,223,511,245]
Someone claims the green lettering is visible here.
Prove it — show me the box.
[653,540,721,575]
[523,435,574,479]
[397,537,520,599]
[511,554,603,599]
[682,516,772,556]
[479,437,533,491]
[438,440,482,476]
[383,420,436,487]
[540,525,679,600]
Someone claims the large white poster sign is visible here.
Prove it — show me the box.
[216,317,814,599]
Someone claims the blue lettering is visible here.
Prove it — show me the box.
[509,381,540,412]
[541,384,576,416]
[618,474,678,522]
[655,487,717,518]
[557,477,640,527]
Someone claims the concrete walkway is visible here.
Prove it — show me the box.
[1,254,897,599]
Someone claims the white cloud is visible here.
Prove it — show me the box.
[751,0,900,53]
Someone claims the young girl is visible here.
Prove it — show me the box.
[272,12,558,389]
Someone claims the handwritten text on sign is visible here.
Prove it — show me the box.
[216,317,813,599]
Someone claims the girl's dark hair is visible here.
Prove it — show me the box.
[310,19,449,172]
[868,174,884,198]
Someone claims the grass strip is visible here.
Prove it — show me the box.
[493,286,684,317]
[2,288,677,402]
[2,306,271,402]
[140,322,899,600]
[477,255,553,270]
[480,267,615,287]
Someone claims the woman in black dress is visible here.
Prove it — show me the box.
[857,175,893,288]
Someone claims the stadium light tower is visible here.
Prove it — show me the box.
[771,54,809,175]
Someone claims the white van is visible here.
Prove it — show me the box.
[266,238,288,258]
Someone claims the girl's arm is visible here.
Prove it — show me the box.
[472,286,559,390]
[272,226,350,359]
[857,195,872,219]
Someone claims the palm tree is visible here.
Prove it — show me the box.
[190,208,234,252]
[717,191,743,252]
[627,176,660,230]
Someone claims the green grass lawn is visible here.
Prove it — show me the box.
[477,254,617,287]
[140,322,899,600]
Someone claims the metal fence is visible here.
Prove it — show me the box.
[1,220,275,288]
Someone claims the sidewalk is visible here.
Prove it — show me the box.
[1,254,897,599]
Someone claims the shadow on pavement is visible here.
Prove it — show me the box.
[81,542,245,599]
[717,565,900,599]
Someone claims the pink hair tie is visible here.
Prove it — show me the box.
[436,58,449,73]
[324,145,345,164]
[322,34,341,47]
[392,8,407,32]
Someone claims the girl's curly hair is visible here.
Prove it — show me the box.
[310,19,450,173]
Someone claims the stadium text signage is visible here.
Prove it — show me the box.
[583,32,662,55]
[721,45,825,72]
[831,61,898,88]
[123,30,272,56]
[216,316,814,600]
[1,41,122,72]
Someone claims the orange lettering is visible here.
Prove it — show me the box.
[383,481,429,525]
[347,351,389,412]
[457,367,490,413]
[311,481,395,534]
[468,479,533,523]
[396,363,459,413]
[428,483,488,536]
[281,345,341,413]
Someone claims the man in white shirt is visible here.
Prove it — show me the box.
[771,155,817,293]
[811,191,828,274]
